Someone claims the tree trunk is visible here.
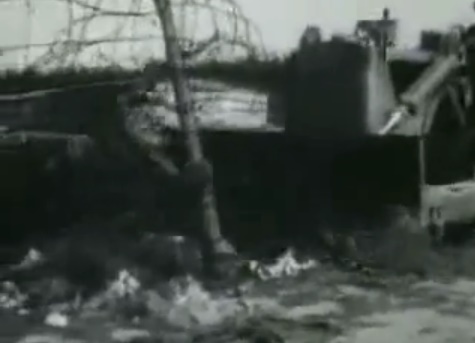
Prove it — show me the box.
[151,0,236,273]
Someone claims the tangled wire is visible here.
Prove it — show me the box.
[0,0,266,70]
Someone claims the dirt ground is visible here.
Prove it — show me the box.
[5,271,475,343]
[1,214,475,343]
[3,239,475,343]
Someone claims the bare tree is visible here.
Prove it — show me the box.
[151,0,236,274]
[0,0,265,275]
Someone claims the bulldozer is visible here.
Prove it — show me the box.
[0,7,475,251]
[175,7,475,248]
[262,8,475,244]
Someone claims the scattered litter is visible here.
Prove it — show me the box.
[167,276,244,327]
[0,281,26,309]
[106,270,141,299]
[44,312,69,327]
[17,248,44,270]
[247,249,318,280]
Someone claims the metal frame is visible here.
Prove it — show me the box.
[418,81,469,229]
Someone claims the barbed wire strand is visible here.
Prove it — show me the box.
[0,0,267,70]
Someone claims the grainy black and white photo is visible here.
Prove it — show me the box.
[1,0,475,342]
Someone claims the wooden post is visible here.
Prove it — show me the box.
[151,0,236,272]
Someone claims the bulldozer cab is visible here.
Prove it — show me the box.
[279,10,399,139]
[354,9,398,53]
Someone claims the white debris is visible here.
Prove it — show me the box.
[0,281,26,309]
[17,248,44,270]
[166,276,243,327]
[248,249,318,280]
[44,312,69,327]
[106,270,141,298]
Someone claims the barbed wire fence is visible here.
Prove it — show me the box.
[0,0,268,71]
[0,0,271,135]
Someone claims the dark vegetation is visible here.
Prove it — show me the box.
[0,58,286,94]
[0,55,380,280]
[0,58,292,275]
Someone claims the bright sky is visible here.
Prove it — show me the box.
[1,0,475,69]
